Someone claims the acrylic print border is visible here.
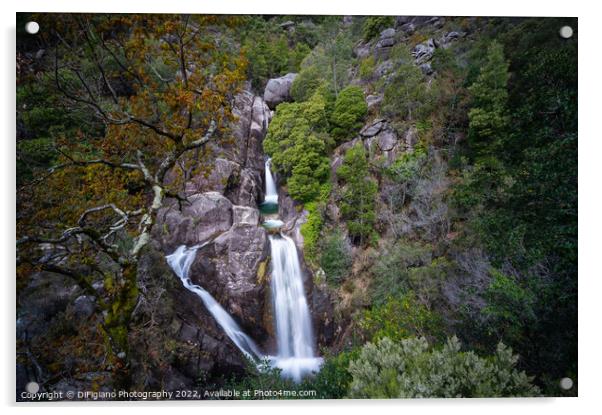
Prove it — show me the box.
[15,10,577,402]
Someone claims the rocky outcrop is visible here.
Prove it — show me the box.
[395,15,445,34]
[439,31,464,48]
[263,73,297,109]
[364,127,402,165]
[224,91,271,172]
[412,38,437,64]
[366,94,383,113]
[187,216,271,339]
[166,90,270,208]
[129,244,252,390]
[360,118,387,138]
[375,28,396,58]
[157,192,233,253]
[184,157,240,197]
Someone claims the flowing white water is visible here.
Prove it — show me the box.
[269,234,322,382]
[264,158,278,204]
[166,244,262,361]
[166,241,322,381]
[165,155,322,382]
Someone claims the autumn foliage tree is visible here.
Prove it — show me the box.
[16,14,246,386]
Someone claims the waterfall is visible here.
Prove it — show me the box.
[269,234,322,382]
[166,241,322,381]
[166,244,262,361]
[264,158,278,204]
[165,157,322,382]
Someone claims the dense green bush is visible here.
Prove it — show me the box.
[263,90,331,202]
[305,349,360,398]
[336,143,377,245]
[226,350,359,400]
[451,20,577,390]
[358,293,443,343]
[482,269,537,347]
[358,56,376,80]
[290,66,325,102]
[329,85,367,141]
[17,137,56,166]
[318,229,352,285]
[293,30,354,98]
[362,16,395,41]
[371,241,432,303]
[300,183,331,264]
[382,146,427,208]
[369,234,457,309]
[467,41,509,155]
[226,359,308,400]
[348,336,541,398]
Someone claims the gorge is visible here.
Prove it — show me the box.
[166,155,322,382]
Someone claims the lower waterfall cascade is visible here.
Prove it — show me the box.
[165,244,263,361]
[166,157,322,382]
[268,233,322,381]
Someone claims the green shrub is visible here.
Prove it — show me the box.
[290,66,325,102]
[263,90,331,202]
[362,16,395,42]
[286,138,330,202]
[348,336,541,398]
[226,359,306,400]
[298,30,354,97]
[318,229,352,284]
[308,349,359,398]
[382,46,437,121]
[337,143,377,245]
[17,137,56,165]
[358,56,376,80]
[384,146,427,184]
[243,28,313,90]
[329,85,367,141]
[467,41,509,155]
[358,292,444,343]
[289,43,312,73]
[300,183,331,263]
[482,268,536,345]
[371,241,432,303]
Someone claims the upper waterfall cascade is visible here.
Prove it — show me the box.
[165,156,322,382]
[264,158,278,204]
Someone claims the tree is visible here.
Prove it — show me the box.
[263,89,331,202]
[467,41,510,155]
[292,26,353,100]
[336,143,377,245]
[16,14,246,386]
[290,65,324,102]
[318,229,352,284]
[329,85,367,141]
[348,336,540,398]
[382,46,435,121]
[482,269,537,346]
